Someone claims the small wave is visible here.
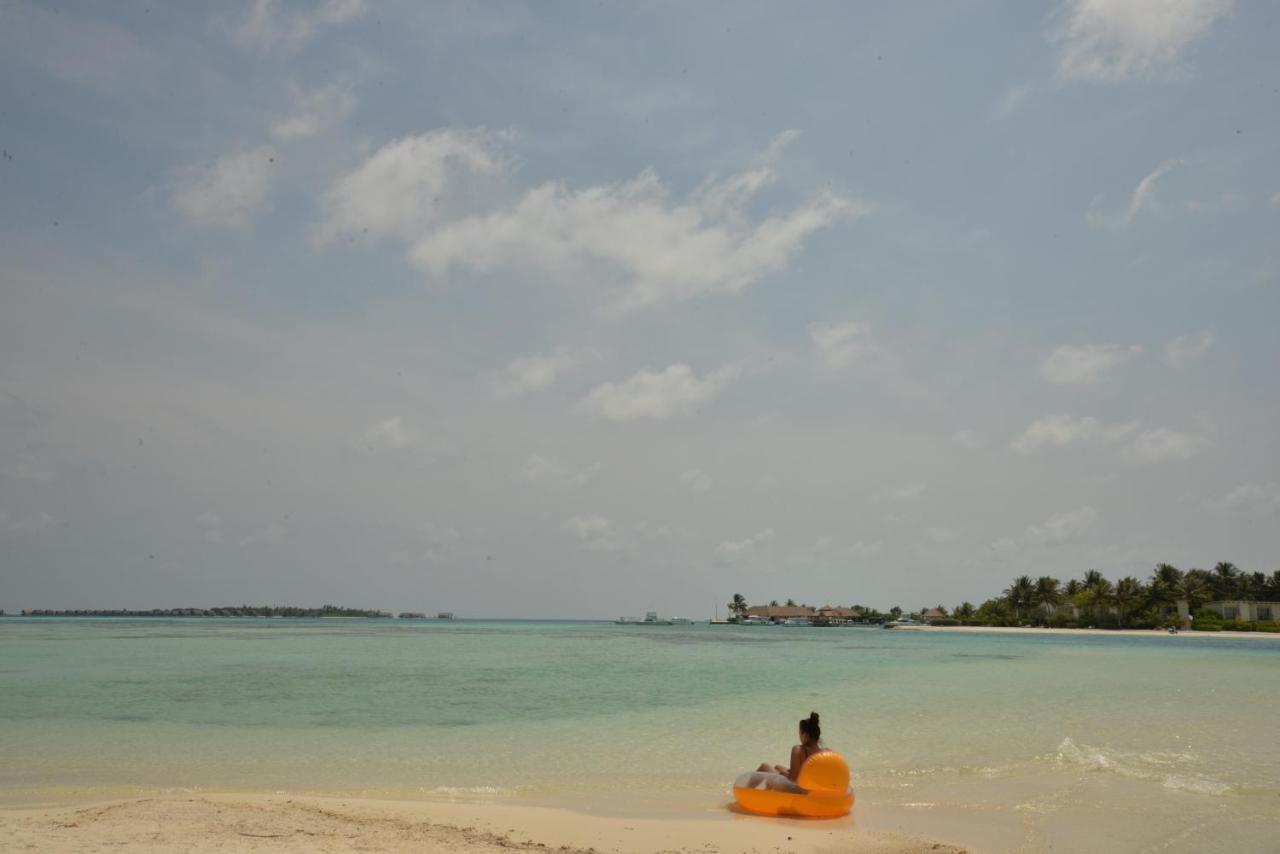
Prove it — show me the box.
[1055,738,1232,796]
[425,785,507,796]
[1161,775,1231,796]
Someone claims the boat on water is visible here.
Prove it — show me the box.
[882,617,917,629]
[615,611,674,625]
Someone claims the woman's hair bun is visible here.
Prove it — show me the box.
[809,712,820,723]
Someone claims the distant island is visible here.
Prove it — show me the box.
[19,605,392,618]
[724,561,1280,633]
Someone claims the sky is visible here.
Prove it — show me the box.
[1,0,1277,617]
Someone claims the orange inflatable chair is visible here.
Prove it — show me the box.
[732,752,854,818]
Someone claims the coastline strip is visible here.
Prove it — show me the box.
[0,793,965,853]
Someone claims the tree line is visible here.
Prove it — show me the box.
[725,562,1280,630]
[938,562,1280,629]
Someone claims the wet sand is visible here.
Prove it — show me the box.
[0,794,966,853]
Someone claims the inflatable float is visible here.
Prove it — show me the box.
[732,752,854,818]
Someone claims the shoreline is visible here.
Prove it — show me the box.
[0,792,966,853]
[891,624,1280,639]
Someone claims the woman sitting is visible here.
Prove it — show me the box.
[744,712,828,791]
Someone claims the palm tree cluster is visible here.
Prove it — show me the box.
[958,563,1280,629]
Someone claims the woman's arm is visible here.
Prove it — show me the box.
[784,745,805,780]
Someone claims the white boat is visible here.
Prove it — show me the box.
[883,617,917,629]
[615,611,674,625]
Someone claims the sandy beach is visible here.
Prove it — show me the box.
[0,794,964,853]
[889,624,1280,640]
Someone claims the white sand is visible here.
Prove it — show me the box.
[0,794,967,853]
[890,624,1280,640]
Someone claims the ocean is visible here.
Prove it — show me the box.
[1,617,1277,851]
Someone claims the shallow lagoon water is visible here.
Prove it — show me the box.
[1,618,1277,850]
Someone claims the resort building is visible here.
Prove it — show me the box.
[743,605,816,622]
[922,608,947,623]
[1202,600,1280,622]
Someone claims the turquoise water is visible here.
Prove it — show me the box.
[2,618,1278,850]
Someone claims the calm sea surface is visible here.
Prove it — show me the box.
[2,618,1277,851]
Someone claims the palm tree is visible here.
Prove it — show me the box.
[785,598,797,607]
[1003,575,1034,624]
[1148,564,1183,620]
[1033,576,1062,622]
[1212,562,1241,599]
[769,599,780,607]
[1175,570,1212,613]
[954,602,975,621]
[1244,572,1267,601]
[1113,577,1144,628]
[1064,579,1082,598]
[728,593,748,619]
[1073,576,1114,624]
[1149,563,1181,602]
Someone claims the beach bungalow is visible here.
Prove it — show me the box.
[922,608,947,624]
[1202,600,1280,622]
[743,605,817,623]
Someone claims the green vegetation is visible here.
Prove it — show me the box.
[951,563,1280,631]
[22,605,391,618]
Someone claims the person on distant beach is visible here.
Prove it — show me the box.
[746,711,828,791]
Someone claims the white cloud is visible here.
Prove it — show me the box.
[171,146,276,228]
[987,537,1018,556]
[2,460,56,484]
[1126,158,1182,224]
[239,521,286,547]
[0,510,57,535]
[235,0,367,54]
[1041,344,1140,385]
[952,429,990,451]
[1086,159,1185,230]
[885,483,926,503]
[360,416,419,452]
[317,129,508,243]
[634,520,696,542]
[1206,483,1280,517]
[562,514,624,551]
[1011,414,1138,455]
[196,512,224,544]
[679,469,712,492]
[996,81,1037,116]
[809,320,883,370]
[517,454,599,489]
[580,364,736,421]
[1053,0,1233,83]
[408,133,868,311]
[1164,330,1213,367]
[1026,505,1098,544]
[0,3,155,91]
[271,83,356,141]
[846,540,883,560]
[495,347,579,398]
[1126,427,1208,461]
[715,528,774,562]
[925,526,959,544]
[320,131,865,311]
